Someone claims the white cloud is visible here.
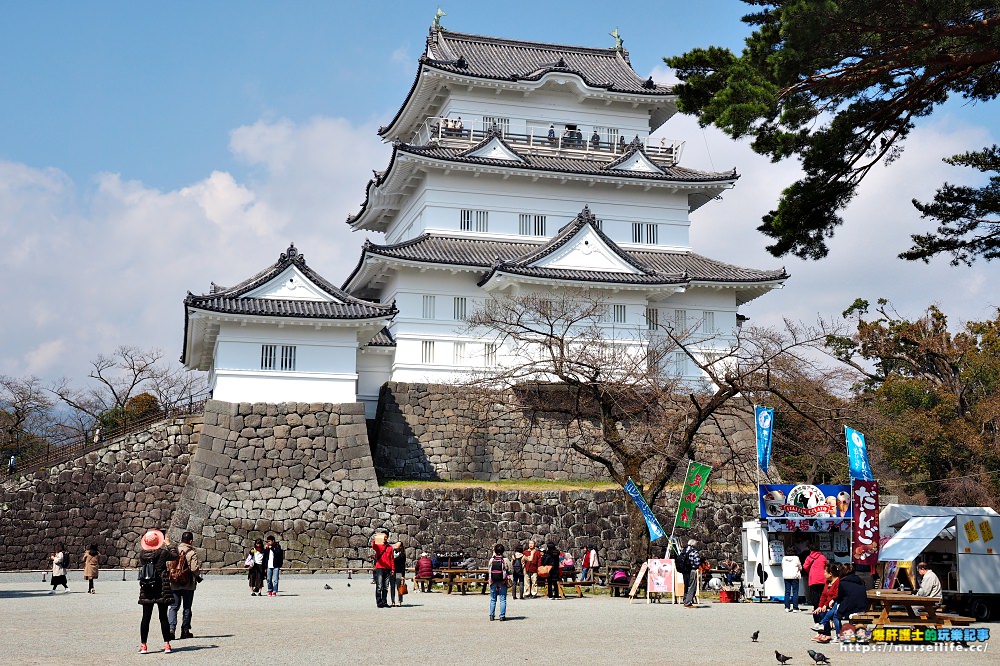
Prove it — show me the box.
[648,64,681,87]
[0,116,389,382]
[662,112,1000,330]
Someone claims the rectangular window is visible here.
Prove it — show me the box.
[422,295,435,319]
[453,341,467,365]
[674,352,687,376]
[260,344,276,371]
[421,341,435,364]
[482,116,510,136]
[702,311,715,334]
[484,342,497,367]
[594,218,603,231]
[674,309,687,331]
[645,307,659,331]
[453,296,467,321]
[475,210,488,232]
[460,209,472,231]
[632,222,643,243]
[280,345,296,372]
[613,304,627,324]
[646,223,658,244]
[519,214,546,236]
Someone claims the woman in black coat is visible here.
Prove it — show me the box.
[137,530,179,654]
[542,543,561,599]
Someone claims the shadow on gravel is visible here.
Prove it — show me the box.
[186,635,234,640]
[0,589,58,598]
[171,645,220,653]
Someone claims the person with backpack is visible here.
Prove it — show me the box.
[168,531,201,640]
[83,544,100,594]
[677,539,702,608]
[137,529,179,654]
[49,543,69,593]
[510,550,525,599]
[487,544,511,621]
[390,541,406,607]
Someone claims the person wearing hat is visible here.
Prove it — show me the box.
[679,539,702,608]
[415,551,434,592]
[137,529,179,654]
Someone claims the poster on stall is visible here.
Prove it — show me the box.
[882,560,899,589]
[851,479,880,565]
[768,540,785,564]
[759,483,852,519]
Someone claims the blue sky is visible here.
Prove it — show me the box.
[1,1,998,383]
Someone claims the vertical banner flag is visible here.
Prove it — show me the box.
[851,479,880,566]
[674,462,712,528]
[755,406,775,474]
[624,478,665,542]
[846,427,874,481]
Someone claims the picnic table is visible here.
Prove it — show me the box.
[858,589,975,628]
[438,567,489,595]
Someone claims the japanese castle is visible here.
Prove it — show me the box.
[181,22,788,415]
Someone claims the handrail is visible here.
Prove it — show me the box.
[415,116,684,165]
[5,394,210,481]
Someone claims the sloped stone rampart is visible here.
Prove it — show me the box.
[0,416,200,569]
[0,393,759,571]
[373,382,757,484]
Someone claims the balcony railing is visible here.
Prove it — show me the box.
[413,117,684,165]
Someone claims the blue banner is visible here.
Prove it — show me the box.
[755,406,774,473]
[846,427,874,481]
[624,478,665,542]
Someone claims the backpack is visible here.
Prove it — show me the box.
[168,550,192,586]
[138,559,160,592]
[611,569,629,584]
[489,557,506,584]
[675,548,691,575]
[512,558,523,575]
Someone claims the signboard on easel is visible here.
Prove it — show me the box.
[627,562,647,602]
[647,558,676,604]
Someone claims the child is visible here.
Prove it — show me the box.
[83,544,101,594]
[49,544,69,593]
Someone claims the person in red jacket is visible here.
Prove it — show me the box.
[415,552,434,592]
[802,543,828,611]
[522,540,542,598]
[372,531,395,608]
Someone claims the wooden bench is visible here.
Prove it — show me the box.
[608,580,632,597]
[414,576,436,592]
[935,613,976,626]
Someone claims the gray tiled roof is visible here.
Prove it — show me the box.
[368,327,397,347]
[399,143,734,182]
[185,243,396,320]
[424,29,671,95]
[345,214,788,289]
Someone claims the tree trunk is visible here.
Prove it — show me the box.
[625,499,653,568]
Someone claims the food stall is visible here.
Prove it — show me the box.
[878,504,1000,620]
[741,483,853,601]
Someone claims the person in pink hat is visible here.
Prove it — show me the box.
[137,529,179,655]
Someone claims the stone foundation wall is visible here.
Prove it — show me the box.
[0,393,759,571]
[373,382,757,484]
[0,416,199,569]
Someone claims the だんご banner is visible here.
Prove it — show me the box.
[759,483,852,520]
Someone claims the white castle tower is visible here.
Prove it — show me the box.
[183,23,787,414]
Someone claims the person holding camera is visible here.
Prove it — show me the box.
[168,531,201,640]
[372,531,395,608]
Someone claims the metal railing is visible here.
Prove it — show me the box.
[413,117,684,165]
[5,394,210,481]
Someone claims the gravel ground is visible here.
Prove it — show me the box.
[1,572,994,665]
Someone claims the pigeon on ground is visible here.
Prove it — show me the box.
[775,651,792,664]
[807,650,830,665]
[324,584,332,590]
[752,631,759,642]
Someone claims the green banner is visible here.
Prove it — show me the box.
[674,461,712,528]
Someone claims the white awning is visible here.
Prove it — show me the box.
[879,516,954,562]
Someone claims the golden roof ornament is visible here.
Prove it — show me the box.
[610,27,624,51]
[433,7,446,29]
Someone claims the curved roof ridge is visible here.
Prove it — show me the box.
[433,27,631,59]
[457,126,527,161]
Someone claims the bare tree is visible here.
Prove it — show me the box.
[466,290,837,563]
[0,375,60,457]
[50,345,206,437]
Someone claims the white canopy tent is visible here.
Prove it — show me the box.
[878,505,999,562]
